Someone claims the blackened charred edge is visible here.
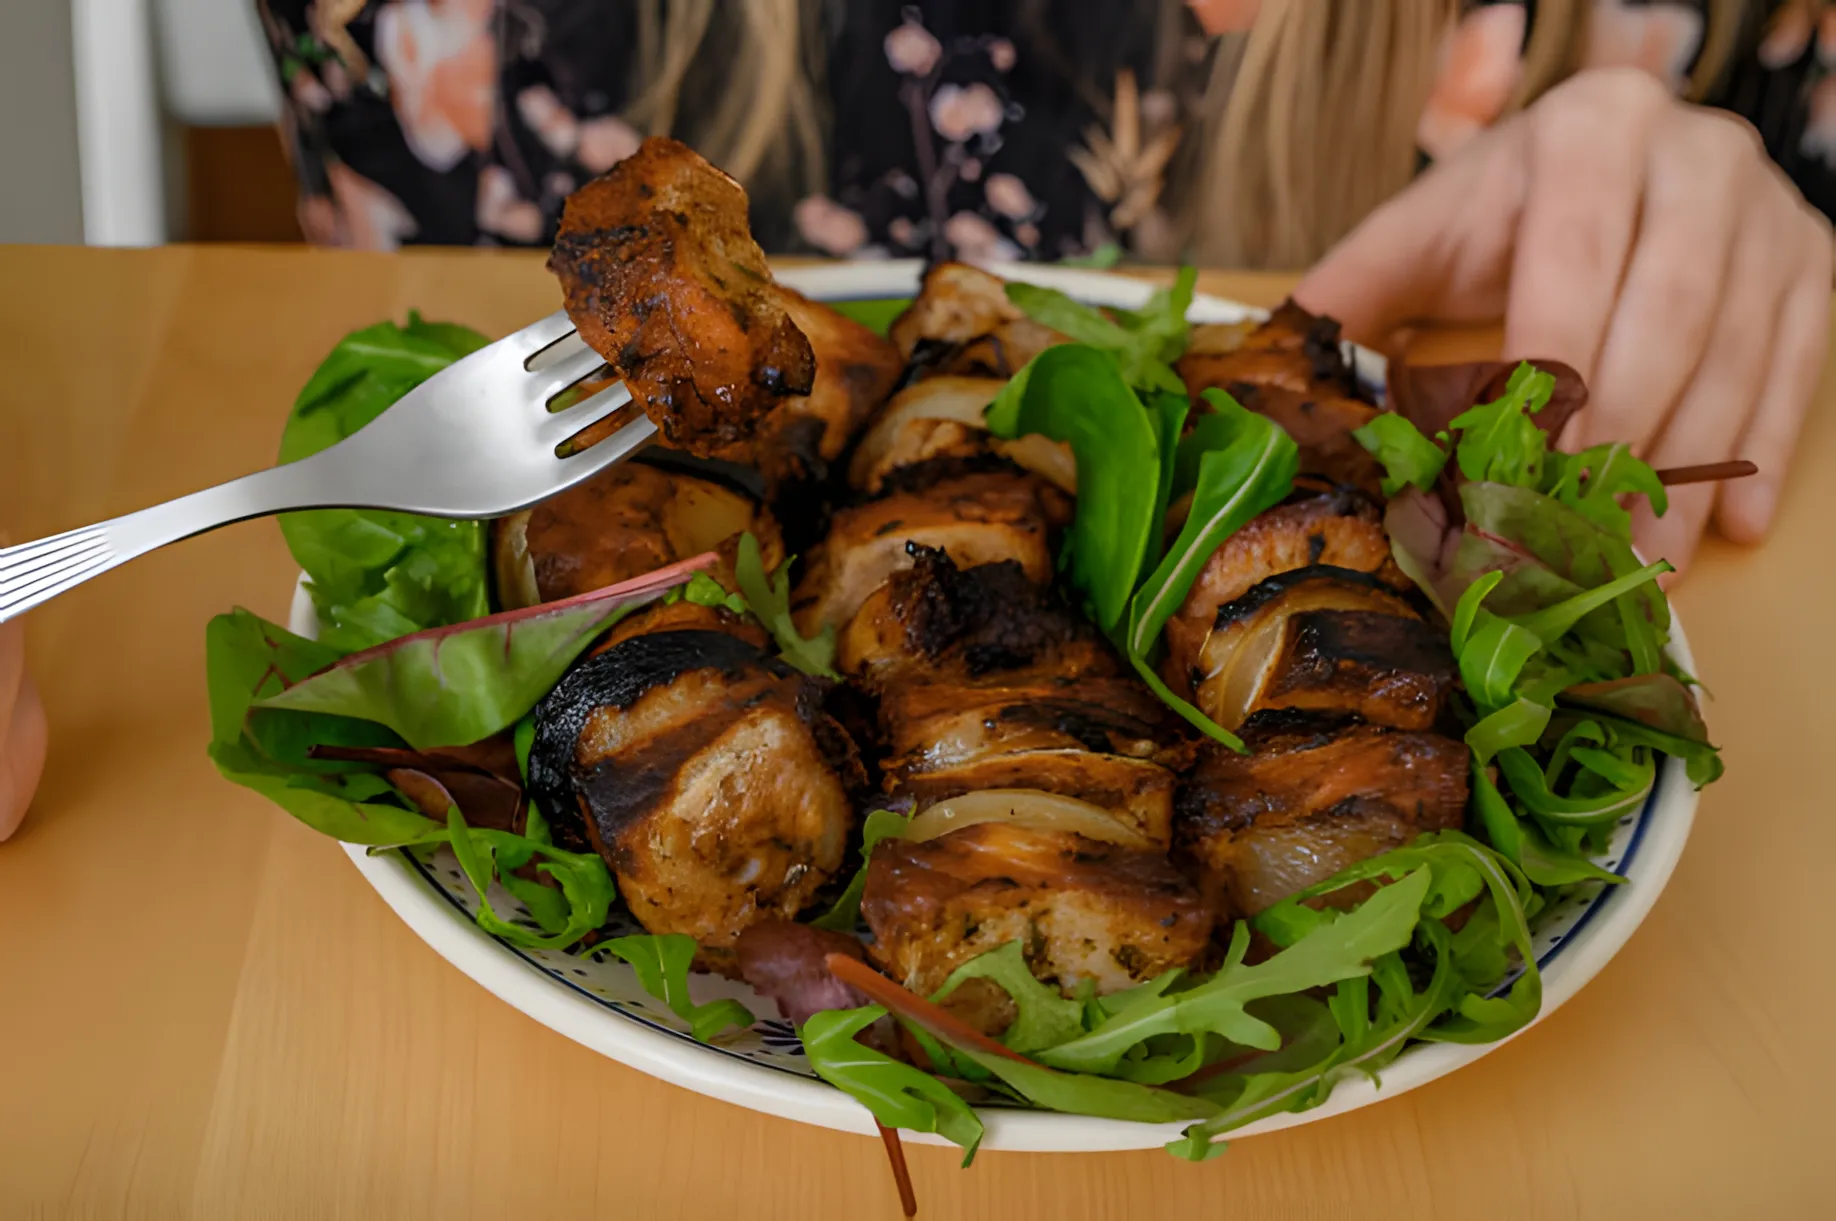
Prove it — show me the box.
[525,630,772,825]
[895,543,1081,672]
[995,699,1165,753]
[1271,298,1365,401]
[1279,477,1382,518]
[1211,564,1394,630]
[890,337,967,394]
[772,416,832,485]
[1281,610,1457,684]
[629,446,770,502]
[869,452,1026,500]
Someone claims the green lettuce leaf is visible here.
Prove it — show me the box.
[598,933,756,1042]
[255,557,709,749]
[986,345,1163,632]
[1123,389,1298,746]
[278,316,492,652]
[800,1006,985,1163]
[205,608,440,845]
[734,532,838,679]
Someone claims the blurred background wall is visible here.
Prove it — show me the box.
[0,0,85,244]
[0,0,297,245]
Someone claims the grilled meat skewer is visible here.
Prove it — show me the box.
[528,629,865,974]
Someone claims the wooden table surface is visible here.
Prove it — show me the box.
[1,245,1831,1219]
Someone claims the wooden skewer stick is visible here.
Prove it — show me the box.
[1654,460,1758,487]
[876,1122,919,1218]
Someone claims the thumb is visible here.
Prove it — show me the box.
[1292,125,1523,344]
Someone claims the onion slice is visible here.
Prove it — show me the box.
[903,788,1155,849]
[1198,575,1415,732]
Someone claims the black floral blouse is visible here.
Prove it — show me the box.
[255,0,1836,259]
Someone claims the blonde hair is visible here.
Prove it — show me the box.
[624,0,826,195]
[632,0,1753,267]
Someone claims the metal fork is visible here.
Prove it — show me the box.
[0,311,653,623]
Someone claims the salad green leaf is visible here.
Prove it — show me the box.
[801,1006,985,1162]
[416,806,616,950]
[931,941,1085,1054]
[1039,868,1430,1075]
[1352,412,1449,496]
[1448,363,1554,486]
[597,933,756,1042]
[1001,271,1194,395]
[986,345,1163,632]
[734,532,839,679]
[206,609,441,845]
[278,316,493,652]
[1124,389,1298,746]
[808,808,912,932]
[255,557,710,749]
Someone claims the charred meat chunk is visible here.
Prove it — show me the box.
[528,630,864,972]
[492,461,783,609]
[1174,716,1469,918]
[862,822,1216,1020]
[744,284,902,487]
[1163,482,1407,696]
[1176,298,1363,402]
[1192,566,1455,732]
[886,262,1065,378]
[791,471,1062,634]
[840,548,1191,845]
[550,137,816,455]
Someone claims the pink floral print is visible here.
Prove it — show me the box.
[929,83,1005,142]
[373,0,496,173]
[883,19,942,76]
[793,195,870,256]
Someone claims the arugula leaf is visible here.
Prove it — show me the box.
[1545,443,1669,533]
[1039,869,1430,1075]
[1166,919,1460,1160]
[800,1006,985,1163]
[1002,273,1192,394]
[1448,363,1554,486]
[734,532,839,679]
[931,941,1085,1054]
[985,346,1163,632]
[1352,413,1450,497]
[808,809,912,931]
[420,806,616,950]
[678,571,749,614]
[956,1045,1220,1125]
[599,933,756,1042]
[255,558,707,749]
[278,316,492,652]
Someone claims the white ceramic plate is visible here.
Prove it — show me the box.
[289,261,1700,1153]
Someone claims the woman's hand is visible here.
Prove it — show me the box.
[1,618,47,841]
[1295,67,1832,574]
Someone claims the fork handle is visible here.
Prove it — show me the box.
[0,452,346,623]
